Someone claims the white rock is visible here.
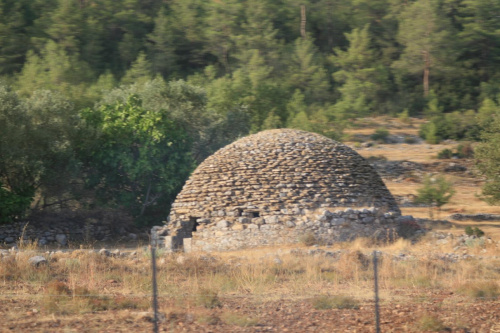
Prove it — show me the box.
[28,256,47,267]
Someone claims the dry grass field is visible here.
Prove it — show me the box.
[1,117,499,332]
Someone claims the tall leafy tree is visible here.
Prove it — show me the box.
[79,95,194,223]
[0,85,79,220]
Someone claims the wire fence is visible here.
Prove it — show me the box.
[2,246,500,332]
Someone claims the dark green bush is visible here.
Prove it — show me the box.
[465,226,484,237]
[456,142,474,158]
[370,128,389,142]
[473,227,485,237]
[420,110,481,144]
[0,183,34,224]
[437,148,453,159]
[465,226,473,236]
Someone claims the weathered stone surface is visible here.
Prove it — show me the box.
[154,129,401,251]
[28,256,47,267]
[56,234,67,246]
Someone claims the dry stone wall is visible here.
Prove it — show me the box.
[155,129,402,251]
[153,207,401,252]
[0,219,131,246]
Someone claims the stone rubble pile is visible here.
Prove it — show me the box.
[368,159,424,179]
[448,213,500,221]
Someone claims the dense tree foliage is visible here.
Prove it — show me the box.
[1,0,500,224]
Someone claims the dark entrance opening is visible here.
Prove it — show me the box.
[251,212,260,218]
[189,217,200,232]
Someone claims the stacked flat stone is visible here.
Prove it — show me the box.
[157,129,401,251]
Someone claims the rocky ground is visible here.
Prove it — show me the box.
[2,294,499,332]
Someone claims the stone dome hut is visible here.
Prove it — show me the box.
[153,129,402,252]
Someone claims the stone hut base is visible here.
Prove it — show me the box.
[152,207,407,253]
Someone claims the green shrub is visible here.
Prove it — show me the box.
[419,110,481,144]
[456,142,474,158]
[416,175,455,219]
[473,227,484,237]
[0,182,34,224]
[457,282,499,299]
[196,288,221,309]
[418,314,446,331]
[221,312,258,327]
[465,226,485,237]
[465,226,474,236]
[371,128,389,142]
[404,136,417,144]
[398,109,411,124]
[437,148,453,159]
[312,295,359,310]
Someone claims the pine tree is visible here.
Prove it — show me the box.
[16,40,94,105]
[392,0,456,97]
[147,7,178,79]
[458,0,500,83]
[121,52,154,85]
[204,0,243,73]
[46,0,83,55]
[475,99,500,204]
[286,37,330,104]
[0,0,32,74]
[331,24,386,119]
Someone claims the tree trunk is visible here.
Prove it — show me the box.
[423,50,430,97]
[141,179,152,216]
[300,5,306,38]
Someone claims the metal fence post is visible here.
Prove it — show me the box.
[151,246,159,333]
[373,250,380,333]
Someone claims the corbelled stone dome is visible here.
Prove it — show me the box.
[155,129,401,252]
[170,129,400,217]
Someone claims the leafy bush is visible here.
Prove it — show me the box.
[0,182,33,224]
[437,148,453,159]
[370,128,389,142]
[437,143,474,159]
[419,110,480,144]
